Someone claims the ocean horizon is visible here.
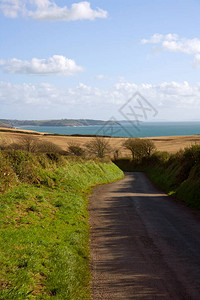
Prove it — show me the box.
[16,121,200,138]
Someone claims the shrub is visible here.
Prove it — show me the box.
[7,142,25,151]
[183,144,200,165]
[151,151,171,164]
[0,152,18,192]
[4,151,41,184]
[68,143,85,157]
[0,134,12,150]
[85,137,112,158]
[18,135,38,152]
[114,149,120,160]
[36,140,62,154]
[116,143,200,210]
[5,136,62,155]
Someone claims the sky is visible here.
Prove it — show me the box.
[1,0,200,121]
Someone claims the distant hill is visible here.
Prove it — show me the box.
[0,119,119,128]
[0,120,13,128]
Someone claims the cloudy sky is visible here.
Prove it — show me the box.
[1,0,200,121]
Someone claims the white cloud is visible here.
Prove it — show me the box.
[0,0,108,21]
[162,38,200,54]
[0,80,200,120]
[0,55,83,75]
[194,54,200,68]
[112,80,200,107]
[142,33,200,67]
[94,74,113,81]
[95,74,105,80]
[141,34,164,44]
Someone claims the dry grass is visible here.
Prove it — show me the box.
[1,127,200,156]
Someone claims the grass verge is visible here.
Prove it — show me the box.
[114,145,200,210]
[0,151,124,299]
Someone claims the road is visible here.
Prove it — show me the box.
[89,172,200,300]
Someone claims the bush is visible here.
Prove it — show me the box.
[151,151,171,164]
[0,134,12,150]
[7,142,25,151]
[0,152,18,192]
[113,149,120,160]
[3,151,41,184]
[68,143,85,157]
[85,137,112,158]
[183,144,200,165]
[2,135,63,155]
[18,135,38,152]
[36,140,63,154]
[115,143,200,210]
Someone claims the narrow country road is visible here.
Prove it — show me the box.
[89,172,200,300]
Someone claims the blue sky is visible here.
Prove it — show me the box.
[0,0,200,121]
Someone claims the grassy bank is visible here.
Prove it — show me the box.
[114,144,200,210]
[0,151,123,299]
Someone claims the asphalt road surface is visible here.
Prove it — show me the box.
[89,172,200,300]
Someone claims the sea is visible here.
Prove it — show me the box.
[16,121,200,138]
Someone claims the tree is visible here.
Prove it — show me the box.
[19,135,38,152]
[142,139,156,157]
[123,138,156,160]
[85,137,112,158]
[123,138,141,160]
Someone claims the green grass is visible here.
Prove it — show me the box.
[114,145,200,210]
[145,165,200,209]
[0,152,124,299]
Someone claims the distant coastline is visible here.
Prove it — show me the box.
[0,119,200,138]
[0,118,119,128]
[13,121,200,138]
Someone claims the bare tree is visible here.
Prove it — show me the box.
[19,135,38,152]
[85,137,112,158]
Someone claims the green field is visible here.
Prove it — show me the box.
[0,151,124,299]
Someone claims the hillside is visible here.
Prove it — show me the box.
[0,120,13,128]
[0,151,123,299]
[0,119,118,128]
